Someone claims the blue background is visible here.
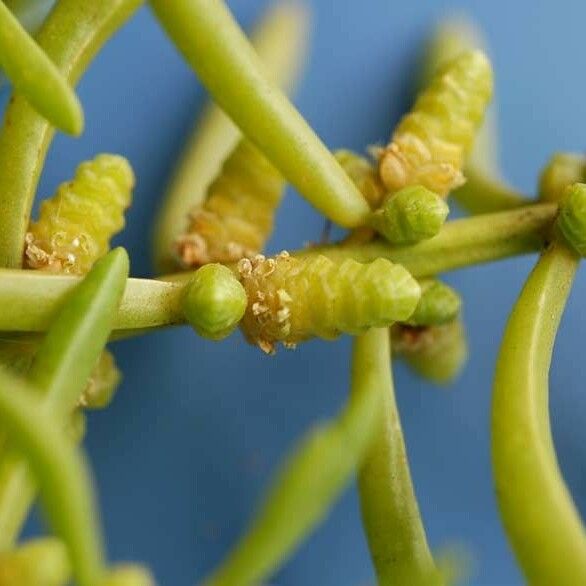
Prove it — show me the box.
[19,0,586,584]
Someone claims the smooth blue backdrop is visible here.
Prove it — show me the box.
[21,1,586,584]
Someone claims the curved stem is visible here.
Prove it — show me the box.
[0,249,128,549]
[0,0,143,269]
[357,343,437,585]
[492,241,586,585]
[150,0,369,228]
[0,368,106,586]
[202,328,388,586]
[152,0,310,273]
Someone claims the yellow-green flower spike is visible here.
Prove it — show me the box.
[238,252,421,354]
[183,264,248,341]
[407,279,461,326]
[539,153,586,203]
[99,565,155,586]
[556,183,586,256]
[392,319,468,384]
[370,185,449,244]
[0,537,71,586]
[379,50,493,197]
[25,154,134,275]
[78,350,122,410]
[334,149,386,209]
[176,139,286,267]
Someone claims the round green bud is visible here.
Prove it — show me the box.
[370,185,449,244]
[183,263,248,340]
[407,279,461,326]
[99,565,155,586]
[0,538,71,586]
[556,183,586,256]
[539,153,586,203]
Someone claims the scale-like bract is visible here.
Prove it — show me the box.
[238,252,420,354]
[25,154,134,274]
[176,139,286,267]
[556,183,586,257]
[335,149,386,209]
[379,50,493,197]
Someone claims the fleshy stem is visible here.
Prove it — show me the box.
[357,343,438,586]
[152,0,310,273]
[150,0,370,228]
[202,327,388,586]
[0,249,129,548]
[0,368,106,586]
[0,203,557,336]
[0,0,143,269]
[492,240,586,585]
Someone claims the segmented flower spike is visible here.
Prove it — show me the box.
[238,252,420,354]
[25,154,134,275]
[176,139,286,268]
[539,152,586,203]
[379,50,493,197]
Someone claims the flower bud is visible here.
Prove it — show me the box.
[370,185,448,243]
[407,279,461,326]
[99,565,155,586]
[183,264,248,340]
[539,153,586,203]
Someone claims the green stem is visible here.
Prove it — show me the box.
[492,241,586,585]
[303,202,556,277]
[0,368,106,586]
[357,343,437,585]
[453,167,528,214]
[152,0,310,273]
[0,1,82,135]
[150,0,369,228]
[0,0,143,269]
[0,249,129,549]
[0,204,558,336]
[202,328,388,586]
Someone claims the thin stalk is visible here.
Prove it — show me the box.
[0,368,106,586]
[298,203,556,277]
[0,1,82,135]
[357,344,438,585]
[492,241,586,585]
[0,204,558,336]
[152,0,310,273]
[150,0,370,228]
[0,249,129,549]
[202,328,389,586]
[0,0,143,269]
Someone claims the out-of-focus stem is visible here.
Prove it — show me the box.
[152,1,310,273]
